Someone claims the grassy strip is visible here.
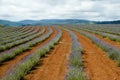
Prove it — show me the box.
[0,27,50,63]
[65,29,85,80]
[1,28,61,80]
[72,28,120,67]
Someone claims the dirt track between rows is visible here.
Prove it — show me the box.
[0,27,57,78]
[73,31,120,80]
[24,29,71,80]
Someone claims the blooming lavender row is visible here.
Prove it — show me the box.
[3,27,32,38]
[0,27,25,36]
[0,27,46,63]
[0,27,25,40]
[78,28,120,42]
[0,27,39,45]
[0,27,44,52]
[91,29,120,42]
[0,27,36,45]
[2,27,62,80]
[93,25,120,36]
[0,27,30,40]
[65,29,85,80]
[2,27,35,41]
[73,29,120,66]
[77,24,120,36]
[0,27,17,33]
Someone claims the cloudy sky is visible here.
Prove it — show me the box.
[0,0,120,21]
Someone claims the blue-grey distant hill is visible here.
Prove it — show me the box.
[0,20,21,26]
[0,19,120,26]
[95,20,120,24]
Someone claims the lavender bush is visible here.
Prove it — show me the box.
[65,29,85,80]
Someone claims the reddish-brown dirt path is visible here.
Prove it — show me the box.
[24,29,71,80]
[73,31,120,80]
[85,30,120,49]
[0,27,57,78]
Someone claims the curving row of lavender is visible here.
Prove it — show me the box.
[76,24,120,36]
[65,29,85,80]
[0,27,30,39]
[78,28,120,42]
[0,27,24,35]
[0,27,46,63]
[2,27,35,41]
[0,27,37,45]
[0,27,37,44]
[73,28,120,66]
[0,28,24,40]
[2,28,62,80]
[0,27,44,52]
[0,27,32,44]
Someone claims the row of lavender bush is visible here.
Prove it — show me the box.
[0,27,30,40]
[1,28,62,80]
[65,29,85,80]
[0,27,49,63]
[77,24,120,36]
[78,27,120,42]
[0,27,37,45]
[0,27,25,37]
[0,27,44,52]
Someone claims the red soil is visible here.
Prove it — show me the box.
[0,27,57,78]
[73,31,120,80]
[24,29,71,80]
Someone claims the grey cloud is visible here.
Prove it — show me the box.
[41,0,67,6]
[0,0,120,21]
[0,14,14,18]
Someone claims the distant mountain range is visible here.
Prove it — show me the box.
[0,19,120,26]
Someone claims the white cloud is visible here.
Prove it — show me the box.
[0,0,120,21]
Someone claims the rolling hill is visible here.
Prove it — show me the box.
[0,19,120,26]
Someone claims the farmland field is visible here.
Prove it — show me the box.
[0,25,120,80]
